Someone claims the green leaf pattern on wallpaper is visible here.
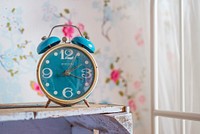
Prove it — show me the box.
[0,8,36,77]
[105,56,147,120]
[42,1,89,39]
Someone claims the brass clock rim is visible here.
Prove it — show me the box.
[37,43,98,105]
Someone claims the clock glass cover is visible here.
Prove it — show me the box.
[37,44,98,104]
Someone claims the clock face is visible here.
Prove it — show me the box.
[37,44,98,105]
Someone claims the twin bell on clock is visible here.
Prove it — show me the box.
[36,24,98,108]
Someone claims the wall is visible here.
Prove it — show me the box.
[0,0,150,133]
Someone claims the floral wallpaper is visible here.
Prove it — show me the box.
[0,0,150,133]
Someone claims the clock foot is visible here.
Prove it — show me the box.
[84,99,90,107]
[45,99,51,108]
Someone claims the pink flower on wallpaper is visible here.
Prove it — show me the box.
[62,20,74,38]
[133,80,141,90]
[138,95,145,105]
[78,23,85,33]
[128,99,137,112]
[30,81,44,96]
[111,69,120,83]
[134,28,144,46]
[137,39,144,46]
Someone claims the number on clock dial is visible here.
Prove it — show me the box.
[81,68,92,78]
[62,87,73,98]
[60,49,74,60]
[42,68,53,78]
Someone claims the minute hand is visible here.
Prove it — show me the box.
[68,64,82,72]
[70,74,83,80]
[67,53,78,70]
[64,64,82,76]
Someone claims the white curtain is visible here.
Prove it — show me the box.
[156,0,200,133]
[184,0,200,133]
[157,0,181,133]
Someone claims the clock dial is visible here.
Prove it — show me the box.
[37,44,98,104]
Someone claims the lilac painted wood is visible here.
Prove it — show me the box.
[0,118,72,134]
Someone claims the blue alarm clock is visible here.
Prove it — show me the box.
[36,24,98,107]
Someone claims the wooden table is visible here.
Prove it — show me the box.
[0,103,133,134]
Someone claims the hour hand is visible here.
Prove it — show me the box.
[69,74,83,80]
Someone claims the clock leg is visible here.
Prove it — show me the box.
[83,99,90,107]
[45,99,51,108]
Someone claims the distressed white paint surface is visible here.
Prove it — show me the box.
[108,113,133,134]
[0,103,125,122]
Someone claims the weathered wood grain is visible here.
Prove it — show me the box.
[0,103,126,122]
[0,103,133,134]
[66,113,133,134]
